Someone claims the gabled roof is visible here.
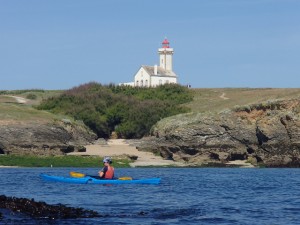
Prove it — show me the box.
[142,65,177,77]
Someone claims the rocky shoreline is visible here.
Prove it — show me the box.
[0,119,96,156]
[137,99,300,167]
[1,97,300,167]
[0,195,100,221]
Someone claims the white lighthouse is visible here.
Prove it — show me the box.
[131,38,178,87]
[158,38,174,71]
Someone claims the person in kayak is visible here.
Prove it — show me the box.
[98,156,115,179]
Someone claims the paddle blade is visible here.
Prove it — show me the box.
[70,171,85,178]
[118,177,132,180]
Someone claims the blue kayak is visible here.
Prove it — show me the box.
[40,174,161,185]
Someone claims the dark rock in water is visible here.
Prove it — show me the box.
[0,195,100,219]
[137,99,300,167]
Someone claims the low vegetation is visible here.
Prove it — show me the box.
[0,89,63,105]
[0,89,46,95]
[0,155,132,167]
[0,103,58,123]
[185,88,300,113]
[37,82,193,139]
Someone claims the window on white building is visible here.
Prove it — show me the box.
[159,80,162,85]
[141,80,144,87]
[145,80,148,86]
[136,81,139,86]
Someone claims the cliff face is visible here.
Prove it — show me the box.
[138,99,300,167]
[0,120,97,156]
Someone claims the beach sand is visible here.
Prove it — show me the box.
[225,160,255,168]
[68,139,185,167]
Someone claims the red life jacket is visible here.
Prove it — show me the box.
[104,165,114,179]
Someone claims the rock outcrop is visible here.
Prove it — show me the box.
[0,120,97,156]
[137,99,300,167]
[0,195,100,219]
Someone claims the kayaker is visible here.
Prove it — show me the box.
[98,156,115,179]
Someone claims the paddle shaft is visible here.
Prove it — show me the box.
[70,171,132,180]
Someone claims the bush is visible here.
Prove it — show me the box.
[37,82,193,138]
[26,93,37,100]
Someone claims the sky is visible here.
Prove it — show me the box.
[0,0,299,90]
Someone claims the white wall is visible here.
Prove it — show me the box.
[134,67,151,87]
[150,76,177,87]
[134,67,177,87]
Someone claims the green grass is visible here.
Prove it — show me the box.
[0,155,132,168]
[0,103,57,122]
[185,88,300,113]
[0,90,65,123]
[0,98,81,126]
[2,88,300,123]
[0,90,63,105]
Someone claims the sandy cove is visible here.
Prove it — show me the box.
[68,139,185,167]
[0,138,254,168]
[68,139,254,168]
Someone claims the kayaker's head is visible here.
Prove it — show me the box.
[103,156,112,164]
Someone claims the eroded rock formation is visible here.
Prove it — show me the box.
[0,120,96,155]
[138,99,300,167]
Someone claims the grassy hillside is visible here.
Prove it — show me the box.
[1,87,300,127]
[185,88,300,113]
[0,89,63,105]
[0,90,64,124]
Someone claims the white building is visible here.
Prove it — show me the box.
[121,39,178,87]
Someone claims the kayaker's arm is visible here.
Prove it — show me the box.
[98,166,108,178]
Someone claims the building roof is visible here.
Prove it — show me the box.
[142,65,177,77]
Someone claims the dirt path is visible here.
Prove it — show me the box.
[6,95,28,104]
[68,139,184,167]
[220,93,229,100]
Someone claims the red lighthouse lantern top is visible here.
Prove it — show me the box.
[162,38,170,48]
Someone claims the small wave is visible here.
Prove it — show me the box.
[283,207,300,212]
[151,207,202,220]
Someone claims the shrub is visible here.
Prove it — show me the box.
[37,82,193,138]
[26,93,37,100]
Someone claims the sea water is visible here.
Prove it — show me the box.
[0,167,300,224]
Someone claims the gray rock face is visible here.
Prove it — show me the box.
[138,99,300,167]
[0,120,97,156]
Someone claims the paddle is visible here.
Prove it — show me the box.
[70,171,132,180]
